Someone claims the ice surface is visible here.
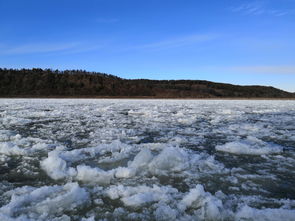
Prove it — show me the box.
[0,182,89,220]
[76,165,114,185]
[215,136,283,155]
[0,99,295,220]
[236,205,295,221]
[148,146,189,175]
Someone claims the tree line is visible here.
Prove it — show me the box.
[0,68,294,98]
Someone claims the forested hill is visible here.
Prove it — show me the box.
[0,68,294,98]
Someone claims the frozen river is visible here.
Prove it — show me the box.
[0,99,295,220]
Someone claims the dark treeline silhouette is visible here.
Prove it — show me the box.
[0,68,294,98]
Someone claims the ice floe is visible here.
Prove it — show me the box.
[216,136,283,155]
[0,182,89,220]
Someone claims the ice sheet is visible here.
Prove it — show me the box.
[0,99,295,220]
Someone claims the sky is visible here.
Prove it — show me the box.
[0,0,295,92]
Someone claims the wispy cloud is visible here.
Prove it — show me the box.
[95,18,119,23]
[134,34,218,51]
[0,42,102,55]
[227,65,295,74]
[0,42,78,55]
[230,2,288,16]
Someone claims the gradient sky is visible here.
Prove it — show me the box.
[0,0,295,92]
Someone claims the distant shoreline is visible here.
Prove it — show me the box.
[1,68,294,99]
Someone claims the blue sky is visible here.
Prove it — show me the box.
[0,0,295,92]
